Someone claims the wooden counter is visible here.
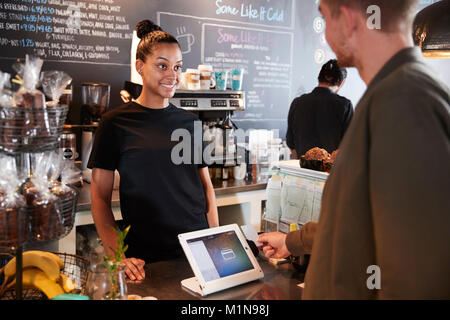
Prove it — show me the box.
[75,179,267,212]
[127,256,305,300]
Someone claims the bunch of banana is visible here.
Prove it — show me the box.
[0,250,77,299]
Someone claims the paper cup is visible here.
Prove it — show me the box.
[186,68,200,90]
[231,68,244,90]
[198,64,215,90]
[215,70,229,90]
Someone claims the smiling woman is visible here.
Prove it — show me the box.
[134,20,183,108]
[87,20,219,283]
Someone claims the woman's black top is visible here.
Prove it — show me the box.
[286,87,354,156]
[88,101,208,263]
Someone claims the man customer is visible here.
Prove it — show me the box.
[286,59,353,159]
[258,0,450,299]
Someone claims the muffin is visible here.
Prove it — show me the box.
[305,147,330,161]
[300,147,330,172]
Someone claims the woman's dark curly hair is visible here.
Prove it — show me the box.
[135,20,179,62]
[318,59,347,86]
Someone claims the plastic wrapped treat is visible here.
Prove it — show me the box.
[48,152,79,235]
[1,60,69,153]
[40,71,72,108]
[46,151,79,236]
[0,155,29,247]
[21,152,64,241]
[0,72,14,152]
[61,159,83,189]
[12,55,50,144]
[0,183,28,247]
[0,71,13,108]
[50,182,78,236]
[12,55,46,109]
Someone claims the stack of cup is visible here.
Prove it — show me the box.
[185,69,200,90]
[198,65,215,90]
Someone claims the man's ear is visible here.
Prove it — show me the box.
[340,5,362,37]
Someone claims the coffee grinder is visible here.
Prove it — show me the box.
[80,82,110,183]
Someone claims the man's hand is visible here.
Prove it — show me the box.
[257,232,291,259]
[122,257,145,282]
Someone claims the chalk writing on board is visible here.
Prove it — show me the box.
[202,23,293,122]
[0,0,132,65]
[215,0,285,23]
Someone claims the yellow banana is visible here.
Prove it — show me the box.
[17,268,64,299]
[19,251,64,269]
[59,273,76,293]
[37,251,64,269]
[2,251,61,283]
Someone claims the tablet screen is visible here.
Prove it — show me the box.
[186,230,254,282]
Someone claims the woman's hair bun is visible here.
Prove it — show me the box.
[136,20,162,39]
[325,59,337,70]
[318,59,347,86]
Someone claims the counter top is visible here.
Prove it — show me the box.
[76,179,267,212]
[127,256,305,300]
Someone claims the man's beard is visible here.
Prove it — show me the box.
[331,38,355,68]
[335,48,355,68]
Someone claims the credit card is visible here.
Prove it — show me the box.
[240,224,264,247]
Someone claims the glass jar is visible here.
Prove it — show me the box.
[59,133,77,160]
[86,262,128,300]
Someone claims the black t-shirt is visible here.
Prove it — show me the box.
[286,87,354,156]
[88,102,208,263]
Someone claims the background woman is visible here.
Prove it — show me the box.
[286,59,354,158]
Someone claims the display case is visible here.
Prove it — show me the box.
[263,160,328,234]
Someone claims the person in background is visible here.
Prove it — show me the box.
[286,59,353,159]
[88,20,219,282]
[259,0,450,299]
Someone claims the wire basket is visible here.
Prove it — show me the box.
[0,186,79,248]
[0,252,89,300]
[0,105,68,154]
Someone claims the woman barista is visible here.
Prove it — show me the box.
[88,20,219,282]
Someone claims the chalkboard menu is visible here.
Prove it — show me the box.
[0,0,133,65]
[0,0,447,138]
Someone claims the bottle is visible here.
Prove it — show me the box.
[59,133,77,160]
[222,167,229,180]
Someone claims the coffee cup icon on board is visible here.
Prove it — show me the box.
[176,33,195,54]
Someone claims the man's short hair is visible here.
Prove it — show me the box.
[321,0,419,33]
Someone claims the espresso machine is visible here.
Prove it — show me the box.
[80,82,110,183]
[169,90,246,179]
